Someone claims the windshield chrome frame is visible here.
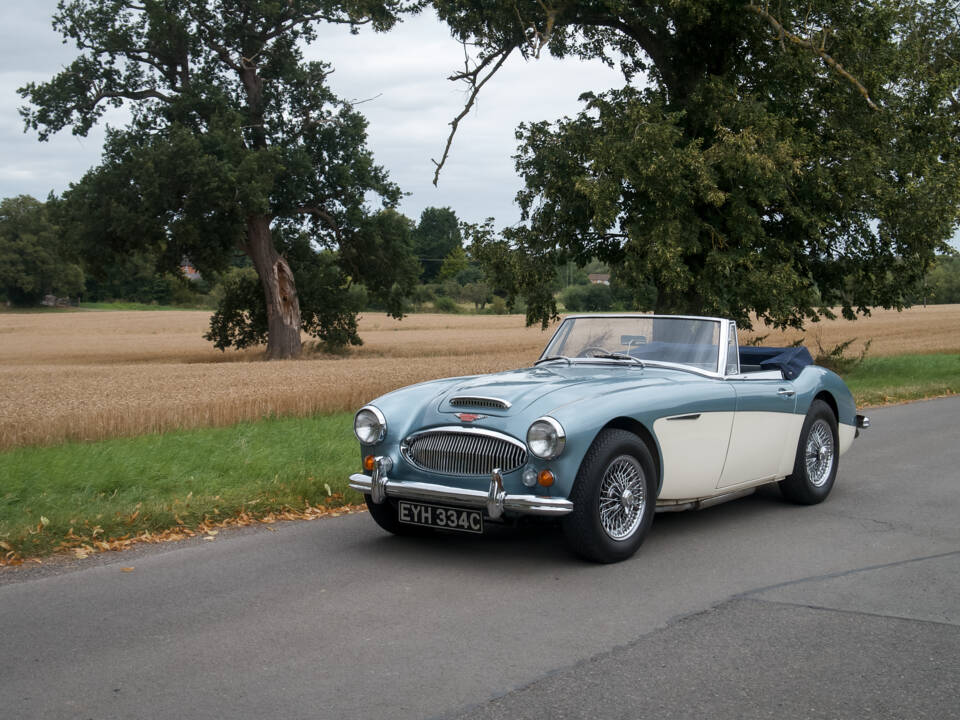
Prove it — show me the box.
[540,314,735,379]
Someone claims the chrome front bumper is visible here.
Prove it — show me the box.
[348,457,573,519]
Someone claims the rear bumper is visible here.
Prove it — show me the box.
[348,458,573,519]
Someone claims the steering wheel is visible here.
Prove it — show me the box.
[580,345,614,358]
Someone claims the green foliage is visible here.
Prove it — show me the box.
[437,244,470,281]
[21,0,417,355]
[562,283,613,312]
[440,1,960,329]
[408,284,436,310]
[462,281,493,310]
[925,256,960,304]
[413,207,462,281]
[439,279,463,299]
[813,336,873,374]
[0,196,84,305]
[432,296,460,313]
[486,295,509,314]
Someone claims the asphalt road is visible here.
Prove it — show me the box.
[2,397,958,720]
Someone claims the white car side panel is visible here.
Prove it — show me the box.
[777,413,807,476]
[718,411,803,488]
[654,412,735,500]
[838,423,856,456]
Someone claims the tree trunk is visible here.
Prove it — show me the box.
[246,215,302,359]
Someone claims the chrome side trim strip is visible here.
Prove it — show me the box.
[348,473,573,517]
[655,488,756,513]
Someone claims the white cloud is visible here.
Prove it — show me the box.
[0,3,622,226]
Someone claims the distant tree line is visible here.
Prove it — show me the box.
[5,192,958,321]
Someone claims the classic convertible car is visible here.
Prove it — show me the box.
[349,314,869,562]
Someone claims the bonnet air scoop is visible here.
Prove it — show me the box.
[449,396,512,410]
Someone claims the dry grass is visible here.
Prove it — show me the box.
[1,305,958,450]
[738,304,960,357]
[0,311,549,450]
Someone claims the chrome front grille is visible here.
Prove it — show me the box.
[449,396,512,410]
[402,428,527,476]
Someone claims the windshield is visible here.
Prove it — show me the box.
[541,316,722,373]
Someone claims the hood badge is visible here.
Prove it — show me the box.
[455,412,487,423]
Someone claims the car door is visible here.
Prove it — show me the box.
[716,376,800,488]
[652,381,738,500]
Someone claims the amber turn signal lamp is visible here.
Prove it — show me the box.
[537,469,555,487]
[363,455,376,472]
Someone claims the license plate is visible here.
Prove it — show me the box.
[397,501,483,534]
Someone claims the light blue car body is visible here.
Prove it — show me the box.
[352,316,859,509]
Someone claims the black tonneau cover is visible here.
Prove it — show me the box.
[738,346,814,380]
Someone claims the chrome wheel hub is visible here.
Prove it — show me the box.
[805,419,835,488]
[599,455,646,540]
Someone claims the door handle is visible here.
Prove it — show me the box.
[777,388,796,397]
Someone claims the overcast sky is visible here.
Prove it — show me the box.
[0,3,623,227]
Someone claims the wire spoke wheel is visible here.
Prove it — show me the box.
[597,455,646,540]
[804,418,835,488]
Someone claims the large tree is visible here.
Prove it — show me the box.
[21,0,418,358]
[434,1,960,329]
[411,206,462,281]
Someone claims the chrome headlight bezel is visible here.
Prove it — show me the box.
[354,405,387,445]
[526,416,566,460]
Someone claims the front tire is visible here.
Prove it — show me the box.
[779,399,839,505]
[562,429,656,563]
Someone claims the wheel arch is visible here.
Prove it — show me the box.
[813,390,838,420]
[598,417,663,494]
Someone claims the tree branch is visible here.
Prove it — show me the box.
[89,86,173,105]
[432,46,514,186]
[296,205,342,243]
[264,11,372,41]
[746,3,879,110]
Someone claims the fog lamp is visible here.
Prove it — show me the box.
[522,468,538,488]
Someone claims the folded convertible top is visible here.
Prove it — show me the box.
[738,346,814,380]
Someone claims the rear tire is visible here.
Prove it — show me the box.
[779,399,839,505]
[562,429,656,563]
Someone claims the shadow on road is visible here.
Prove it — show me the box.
[345,483,790,569]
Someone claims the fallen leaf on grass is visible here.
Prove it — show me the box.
[1,503,368,567]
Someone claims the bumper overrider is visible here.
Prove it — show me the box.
[348,457,573,520]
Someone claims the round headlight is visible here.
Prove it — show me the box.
[354,406,386,445]
[526,417,566,459]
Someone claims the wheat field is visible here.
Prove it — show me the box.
[1,305,958,450]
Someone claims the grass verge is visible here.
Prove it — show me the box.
[844,353,960,407]
[0,413,362,564]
